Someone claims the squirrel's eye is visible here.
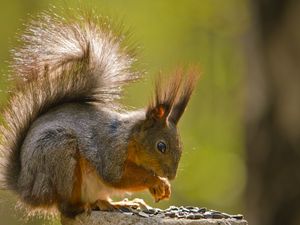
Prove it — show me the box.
[156,141,167,153]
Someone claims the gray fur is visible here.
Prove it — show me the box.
[19,103,144,206]
[0,10,197,217]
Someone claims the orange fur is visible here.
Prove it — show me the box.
[70,154,83,205]
[107,139,160,191]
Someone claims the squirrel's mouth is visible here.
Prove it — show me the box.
[156,173,174,181]
[151,169,174,181]
[153,166,176,180]
[142,164,172,180]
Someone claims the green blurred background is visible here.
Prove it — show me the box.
[0,0,250,224]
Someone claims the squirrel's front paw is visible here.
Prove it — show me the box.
[149,177,171,202]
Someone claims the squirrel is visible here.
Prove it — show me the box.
[0,11,198,218]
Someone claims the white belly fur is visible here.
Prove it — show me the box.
[80,162,128,204]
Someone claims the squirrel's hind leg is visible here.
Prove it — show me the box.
[19,128,86,218]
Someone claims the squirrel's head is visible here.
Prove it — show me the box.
[129,68,198,180]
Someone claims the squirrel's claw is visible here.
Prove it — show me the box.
[149,177,171,202]
[111,199,140,210]
[131,198,152,210]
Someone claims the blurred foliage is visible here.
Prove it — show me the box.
[0,0,249,224]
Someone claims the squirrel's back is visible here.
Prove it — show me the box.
[0,11,140,194]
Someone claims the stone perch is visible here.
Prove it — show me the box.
[61,206,248,225]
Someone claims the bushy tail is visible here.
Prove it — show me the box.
[0,11,140,192]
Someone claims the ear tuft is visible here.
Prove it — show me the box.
[146,67,199,124]
[146,69,183,122]
[169,66,200,124]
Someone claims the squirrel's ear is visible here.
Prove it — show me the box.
[146,70,182,122]
[146,104,169,121]
[168,68,199,125]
